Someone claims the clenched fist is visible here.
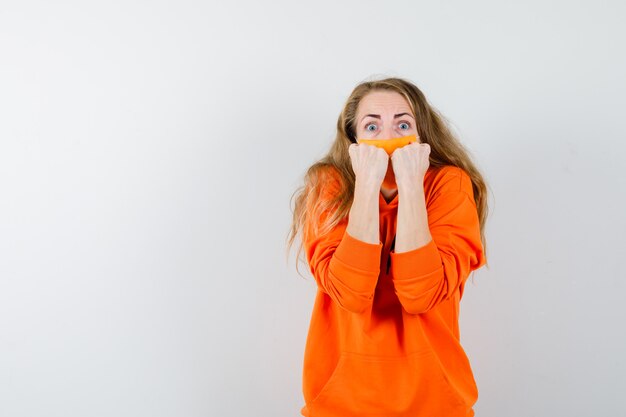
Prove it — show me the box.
[390,142,431,189]
[348,143,389,187]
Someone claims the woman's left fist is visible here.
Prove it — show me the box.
[390,141,431,188]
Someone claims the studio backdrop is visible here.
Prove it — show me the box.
[1,1,624,416]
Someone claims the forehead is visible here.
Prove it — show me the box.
[357,90,412,114]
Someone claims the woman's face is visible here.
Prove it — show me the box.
[354,90,419,141]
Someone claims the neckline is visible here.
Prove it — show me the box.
[379,190,399,209]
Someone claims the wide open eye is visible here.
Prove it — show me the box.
[365,123,377,132]
[399,122,410,130]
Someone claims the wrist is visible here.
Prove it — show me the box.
[355,178,382,193]
[396,177,424,192]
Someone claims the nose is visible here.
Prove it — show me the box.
[381,125,401,139]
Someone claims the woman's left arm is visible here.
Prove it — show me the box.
[395,181,432,252]
[391,162,486,314]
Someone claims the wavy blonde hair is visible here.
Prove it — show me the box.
[286,76,490,278]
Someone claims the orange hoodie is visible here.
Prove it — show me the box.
[300,165,486,417]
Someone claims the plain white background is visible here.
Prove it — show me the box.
[1,1,625,416]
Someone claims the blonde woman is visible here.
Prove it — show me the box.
[287,77,489,417]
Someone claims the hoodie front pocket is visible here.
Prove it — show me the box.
[307,349,466,417]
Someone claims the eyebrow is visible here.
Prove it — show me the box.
[361,112,414,122]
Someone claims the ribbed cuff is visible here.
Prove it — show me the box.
[390,238,442,280]
[331,231,382,278]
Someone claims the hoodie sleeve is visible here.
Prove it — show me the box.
[303,172,383,314]
[389,168,486,315]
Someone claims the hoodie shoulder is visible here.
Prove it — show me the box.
[428,165,474,200]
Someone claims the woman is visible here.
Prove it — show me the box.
[286,77,489,417]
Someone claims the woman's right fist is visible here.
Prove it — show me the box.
[348,143,389,187]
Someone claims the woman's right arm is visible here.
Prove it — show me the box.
[346,143,389,244]
[346,179,381,244]
[303,176,382,314]
[345,143,389,244]
[302,147,388,313]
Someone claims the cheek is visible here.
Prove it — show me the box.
[405,127,417,136]
[358,128,372,137]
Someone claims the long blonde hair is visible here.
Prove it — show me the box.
[286,76,490,278]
